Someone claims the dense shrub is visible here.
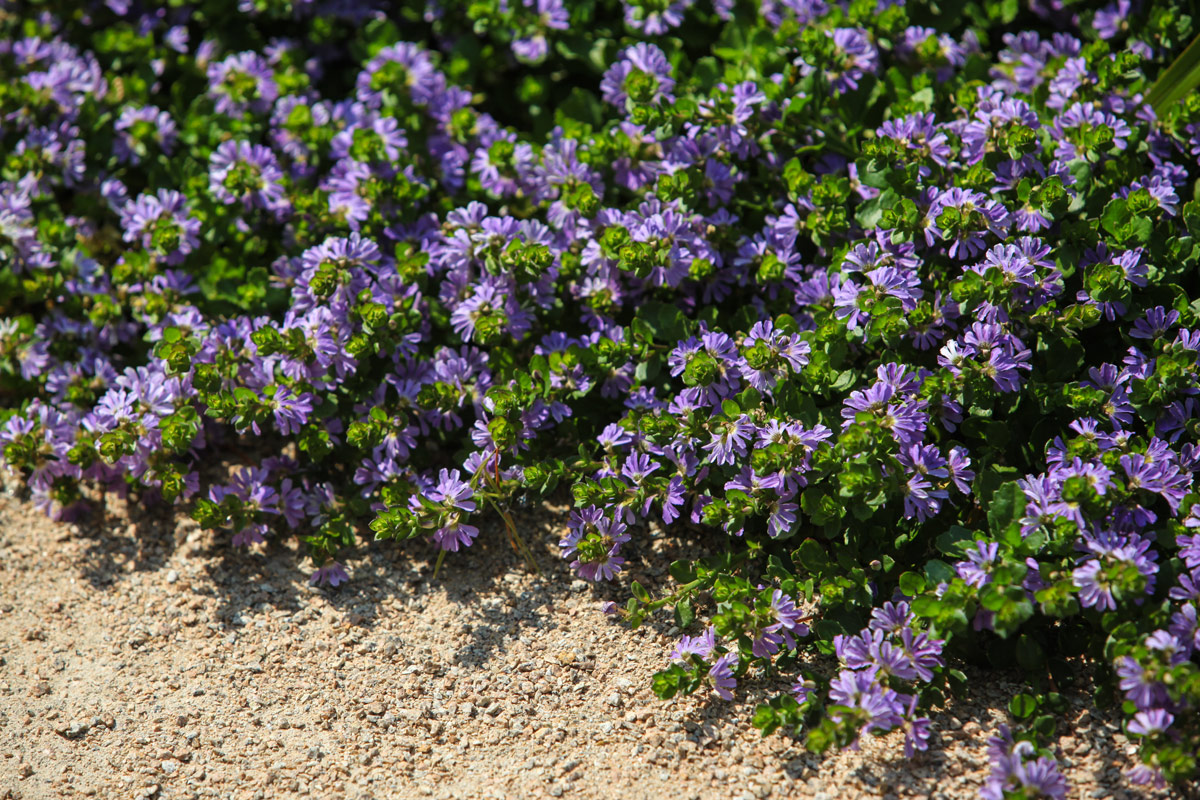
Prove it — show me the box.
[3,0,1200,793]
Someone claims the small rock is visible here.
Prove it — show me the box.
[161,761,178,776]
[57,719,90,740]
[166,570,178,584]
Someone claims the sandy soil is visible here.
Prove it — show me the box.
[0,489,1174,800]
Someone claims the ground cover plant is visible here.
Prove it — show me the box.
[2,0,1200,794]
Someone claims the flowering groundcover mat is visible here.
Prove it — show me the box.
[2,0,1200,795]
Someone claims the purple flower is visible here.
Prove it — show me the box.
[449,281,532,344]
[957,541,1000,588]
[207,51,278,116]
[828,669,904,734]
[1128,709,1173,737]
[982,728,1068,800]
[791,678,817,704]
[208,140,290,217]
[120,190,201,266]
[926,188,1011,260]
[669,329,743,407]
[670,626,716,661]
[869,601,912,633]
[429,468,476,512]
[1093,0,1132,38]
[1115,656,1168,710]
[901,695,933,758]
[877,112,952,167]
[740,321,810,393]
[330,114,408,165]
[1051,102,1131,162]
[270,386,314,436]
[232,523,268,547]
[827,28,878,93]
[560,506,630,582]
[621,451,660,484]
[622,0,695,34]
[707,652,738,700]
[601,44,676,108]
[114,106,177,164]
[1014,757,1069,800]
[703,415,755,466]
[432,521,480,552]
[309,562,349,587]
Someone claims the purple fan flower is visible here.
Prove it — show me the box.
[430,468,476,512]
[114,106,177,164]
[926,188,1011,260]
[828,669,904,734]
[309,562,349,587]
[208,140,290,217]
[560,506,630,582]
[207,51,278,116]
[877,112,952,167]
[670,626,716,661]
[827,28,878,93]
[707,652,738,700]
[269,386,314,435]
[622,0,695,34]
[601,43,676,109]
[232,522,268,548]
[120,190,201,266]
[704,415,755,466]
[1115,656,1169,710]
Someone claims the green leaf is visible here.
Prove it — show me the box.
[936,526,976,557]
[1032,714,1056,738]
[1009,693,1037,719]
[988,482,1024,536]
[910,595,942,618]
[651,664,688,700]
[752,703,782,735]
[899,571,926,596]
[1016,634,1045,671]
[555,88,603,131]
[1147,31,1200,116]
[924,559,956,585]
[669,560,697,584]
[630,580,650,603]
[674,597,695,629]
[793,539,830,575]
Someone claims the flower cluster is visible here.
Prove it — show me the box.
[2,0,1200,793]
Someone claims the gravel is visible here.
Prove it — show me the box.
[0,492,1172,799]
